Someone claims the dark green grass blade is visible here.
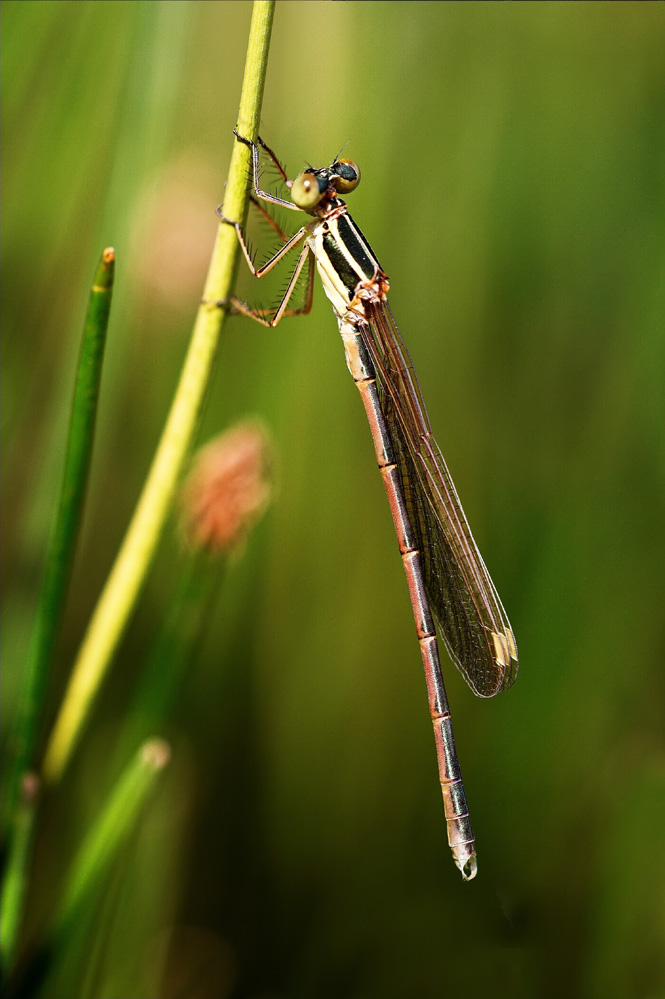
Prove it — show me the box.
[1,249,115,970]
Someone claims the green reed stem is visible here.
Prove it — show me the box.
[52,739,171,940]
[41,0,275,784]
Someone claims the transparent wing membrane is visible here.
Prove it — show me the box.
[362,301,518,697]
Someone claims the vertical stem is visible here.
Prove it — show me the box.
[52,740,171,939]
[4,743,170,999]
[1,248,114,971]
[0,776,40,973]
[41,0,275,784]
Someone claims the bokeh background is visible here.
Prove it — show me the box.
[2,2,665,997]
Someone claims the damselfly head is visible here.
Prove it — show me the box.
[291,159,361,213]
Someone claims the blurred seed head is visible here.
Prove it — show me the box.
[21,772,41,804]
[140,739,171,771]
[181,422,272,555]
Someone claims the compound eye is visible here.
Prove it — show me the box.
[332,159,360,194]
[291,170,324,211]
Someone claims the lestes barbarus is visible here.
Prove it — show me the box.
[216,132,519,880]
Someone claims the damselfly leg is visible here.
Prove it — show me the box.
[215,137,315,325]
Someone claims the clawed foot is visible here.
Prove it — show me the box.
[215,206,240,227]
[201,295,236,312]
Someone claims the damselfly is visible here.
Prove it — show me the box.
[217,132,518,880]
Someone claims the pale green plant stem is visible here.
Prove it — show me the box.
[52,739,171,938]
[41,0,275,784]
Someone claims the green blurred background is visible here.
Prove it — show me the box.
[2,1,665,996]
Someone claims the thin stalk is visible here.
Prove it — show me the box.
[0,776,40,977]
[109,550,221,781]
[41,0,275,784]
[4,741,171,999]
[52,739,171,939]
[115,418,273,769]
[123,551,222,729]
[1,248,115,970]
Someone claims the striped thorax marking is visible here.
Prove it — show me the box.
[307,206,390,323]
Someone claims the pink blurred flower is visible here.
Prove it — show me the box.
[181,422,272,555]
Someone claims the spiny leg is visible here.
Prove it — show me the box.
[215,206,308,278]
[211,208,314,326]
[210,133,315,324]
[233,130,301,212]
[225,243,314,327]
[249,195,295,244]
